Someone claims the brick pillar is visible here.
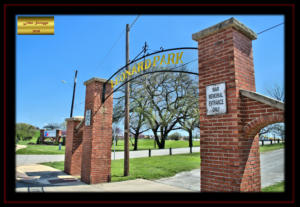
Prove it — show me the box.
[192,18,260,191]
[81,78,113,184]
[39,129,45,144]
[64,117,84,175]
[56,129,62,143]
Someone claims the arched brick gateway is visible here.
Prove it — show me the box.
[64,17,284,191]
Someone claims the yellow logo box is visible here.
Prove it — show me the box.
[17,16,54,35]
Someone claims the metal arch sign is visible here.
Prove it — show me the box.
[101,46,199,104]
[110,52,184,89]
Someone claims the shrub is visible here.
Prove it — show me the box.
[36,137,40,144]
[23,136,32,141]
[168,132,181,141]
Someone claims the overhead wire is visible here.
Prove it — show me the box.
[257,22,284,35]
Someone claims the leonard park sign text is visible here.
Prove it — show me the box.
[110,52,184,88]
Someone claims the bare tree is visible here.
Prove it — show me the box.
[135,66,198,149]
[113,79,150,150]
[260,84,285,139]
[266,83,285,102]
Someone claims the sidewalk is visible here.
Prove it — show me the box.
[16,164,191,192]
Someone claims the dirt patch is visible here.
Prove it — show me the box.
[16,145,27,151]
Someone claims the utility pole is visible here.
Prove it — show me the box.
[124,24,130,176]
[70,70,78,118]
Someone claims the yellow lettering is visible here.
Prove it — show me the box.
[110,80,115,88]
[131,64,137,75]
[175,52,183,64]
[119,72,126,82]
[167,53,175,64]
[160,55,167,65]
[137,61,144,72]
[153,56,160,67]
[144,59,151,70]
[125,69,132,77]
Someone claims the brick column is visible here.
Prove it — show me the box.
[192,18,260,191]
[56,129,62,143]
[81,78,113,184]
[39,129,45,144]
[64,117,84,175]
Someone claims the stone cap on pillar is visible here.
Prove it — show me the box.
[65,116,84,122]
[192,17,257,41]
[84,77,108,86]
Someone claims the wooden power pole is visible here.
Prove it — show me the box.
[124,24,130,176]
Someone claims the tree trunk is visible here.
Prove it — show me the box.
[133,134,139,151]
[154,133,163,149]
[188,130,193,148]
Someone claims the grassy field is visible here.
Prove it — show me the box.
[42,152,201,182]
[16,139,284,155]
[260,143,284,153]
[261,181,284,192]
[16,144,66,154]
[16,139,200,154]
[112,139,200,151]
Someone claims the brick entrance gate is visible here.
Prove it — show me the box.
[64,17,284,191]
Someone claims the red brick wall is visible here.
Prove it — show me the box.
[240,96,284,136]
[64,119,83,175]
[81,79,113,184]
[197,26,284,192]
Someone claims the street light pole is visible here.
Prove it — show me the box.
[124,24,130,176]
[70,70,78,118]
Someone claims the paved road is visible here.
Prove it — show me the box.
[155,149,284,191]
[260,149,284,188]
[16,147,200,166]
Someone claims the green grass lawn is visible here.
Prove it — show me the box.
[261,181,284,192]
[260,143,284,153]
[16,144,65,154]
[16,139,200,154]
[16,139,284,155]
[42,152,201,182]
[113,139,200,151]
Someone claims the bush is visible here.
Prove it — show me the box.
[16,123,38,141]
[168,132,181,141]
[23,136,32,141]
[36,137,40,144]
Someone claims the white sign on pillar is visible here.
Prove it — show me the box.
[206,82,227,115]
[85,109,91,126]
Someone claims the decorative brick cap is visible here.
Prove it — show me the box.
[84,77,108,86]
[192,17,257,41]
[65,116,84,122]
[240,89,284,110]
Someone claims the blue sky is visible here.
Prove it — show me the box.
[16,15,284,130]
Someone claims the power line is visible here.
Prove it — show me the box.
[95,15,140,72]
[130,15,140,29]
[95,28,126,70]
[257,22,284,35]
